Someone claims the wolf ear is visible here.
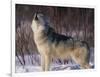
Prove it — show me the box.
[34,13,38,20]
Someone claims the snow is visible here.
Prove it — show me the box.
[15,47,94,73]
[15,64,80,73]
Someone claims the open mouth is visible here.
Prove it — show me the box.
[34,13,38,20]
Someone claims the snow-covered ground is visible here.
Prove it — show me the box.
[15,48,94,73]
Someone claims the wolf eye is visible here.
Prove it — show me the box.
[38,14,44,17]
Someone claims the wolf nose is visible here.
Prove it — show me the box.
[34,13,38,20]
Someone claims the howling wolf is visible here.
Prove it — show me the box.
[31,13,91,71]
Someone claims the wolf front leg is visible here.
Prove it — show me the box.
[44,55,51,71]
[41,55,45,71]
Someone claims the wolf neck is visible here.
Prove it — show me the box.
[34,30,47,45]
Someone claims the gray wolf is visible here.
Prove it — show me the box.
[31,13,91,71]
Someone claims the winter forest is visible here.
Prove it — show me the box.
[15,4,94,73]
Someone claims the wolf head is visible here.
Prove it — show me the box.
[31,13,50,33]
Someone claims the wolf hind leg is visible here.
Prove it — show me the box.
[72,57,91,69]
[71,53,91,69]
[80,62,91,69]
